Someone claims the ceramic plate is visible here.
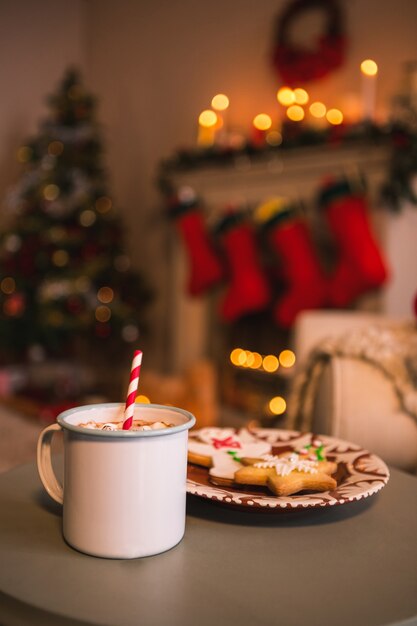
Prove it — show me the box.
[186,428,390,511]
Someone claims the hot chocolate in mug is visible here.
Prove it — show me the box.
[37,403,195,559]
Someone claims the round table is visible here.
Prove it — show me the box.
[0,462,416,626]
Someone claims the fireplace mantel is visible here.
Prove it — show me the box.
[161,141,394,373]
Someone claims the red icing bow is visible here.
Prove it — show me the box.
[211,436,242,450]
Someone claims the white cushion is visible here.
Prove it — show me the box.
[314,357,417,472]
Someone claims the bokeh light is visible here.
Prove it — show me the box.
[1,277,16,295]
[122,324,139,342]
[251,352,263,369]
[262,354,279,372]
[245,351,255,367]
[199,110,218,127]
[135,395,151,404]
[326,108,344,125]
[17,146,33,163]
[286,105,305,122]
[52,250,69,266]
[293,88,309,105]
[279,349,296,368]
[230,348,246,366]
[277,87,295,106]
[97,286,114,304]
[79,209,96,227]
[43,184,60,201]
[309,101,327,118]
[269,396,287,415]
[95,305,111,322]
[95,196,112,213]
[360,59,378,76]
[266,131,282,146]
[211,94,229,111]
[253,114,272,131]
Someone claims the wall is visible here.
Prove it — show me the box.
[0,0,87,221]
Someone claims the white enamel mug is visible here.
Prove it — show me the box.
[37,403,195,559]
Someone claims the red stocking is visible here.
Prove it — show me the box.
[265,206,328,328]
[169,194,223,296]
[320,181,389,307]
[217,214,271,321]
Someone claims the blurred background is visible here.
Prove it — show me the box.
[0,0,416,469]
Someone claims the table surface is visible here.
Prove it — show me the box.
[0,461,416,626]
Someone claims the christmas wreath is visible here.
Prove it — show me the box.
[271,0,346,85]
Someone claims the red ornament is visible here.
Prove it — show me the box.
[271,0,346,86]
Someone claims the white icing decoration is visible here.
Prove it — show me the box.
[254,454,319,477]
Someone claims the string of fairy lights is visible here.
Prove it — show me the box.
[197,58,379,148]
[229,347,296,417]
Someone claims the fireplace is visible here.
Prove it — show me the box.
[160,141,412,425]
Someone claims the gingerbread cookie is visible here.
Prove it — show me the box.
[235,449,337,496]
[187,428,272,486]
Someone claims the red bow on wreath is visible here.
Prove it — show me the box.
[271,0,346,86]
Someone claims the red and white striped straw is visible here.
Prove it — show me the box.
[122,350,143,430]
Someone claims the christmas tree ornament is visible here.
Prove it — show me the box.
[169,187,223,296]
[260,200,327,328]
[319,179,389,307]
[216,212,271,322]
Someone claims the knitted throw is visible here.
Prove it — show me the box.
[286,321,417,432]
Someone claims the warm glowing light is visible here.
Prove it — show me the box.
[48,141,64,157]
[253,114,272,131]
[95,305,111,322]
[43,184,60,201]
[79,209,96,227]
[95,196,112,213]
[230,348,246,366]
[266,131,282,146]
[211,94,229,111]
[279,349,296,368]
[326,108,344,125]
[269,396,287,415]
[277,87,295,106]
[361,59,378,76]
[52,250,69,266]
[135,395,151,404]
[245,351,255,367]
[286,105,305,122]
[293,88,309,105]
[309,101,327,118]
[17,146,33,163]
[97,286,114,304]
[251,352,263,369]
[199,110,218,128]
[1,277,16,294]
[262,354,279,372]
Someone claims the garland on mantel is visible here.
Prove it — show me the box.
[158,122,417,212]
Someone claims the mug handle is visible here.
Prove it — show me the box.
[37,423,64,505]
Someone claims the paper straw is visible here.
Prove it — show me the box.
[122,350,143,430]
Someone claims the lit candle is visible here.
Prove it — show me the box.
[252,113,272,147]
[308,101,327,129]
[360,59,378,122]
[211,93,230,144]
[197,109,218,147]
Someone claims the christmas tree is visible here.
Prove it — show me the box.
[0,68,151,367]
